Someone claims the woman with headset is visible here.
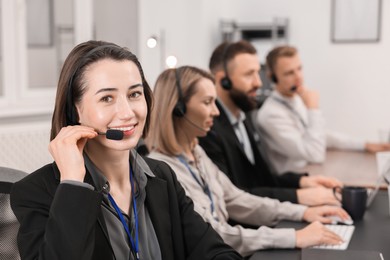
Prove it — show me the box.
[10,41,242,260]
[146,66,351,257]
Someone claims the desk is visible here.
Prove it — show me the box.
[304,150,380,188]
[249,190,390,259]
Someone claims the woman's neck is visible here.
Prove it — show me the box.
[176,129,197,161]
[85,142,131,188]
[85,142,134,215]
[182,143,195,161]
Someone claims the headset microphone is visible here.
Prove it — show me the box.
[290,85,297,92]
[183,116,208,133]
[98,129,124,140]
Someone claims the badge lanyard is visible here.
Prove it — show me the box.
[107,166,140,260]
[177,156,218,220]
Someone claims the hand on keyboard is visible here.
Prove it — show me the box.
[313,224,355,250]
[328,215,354,225]
[302,205,351,224]
[295,221,345,248]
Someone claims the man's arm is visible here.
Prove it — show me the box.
[199,131,300,203]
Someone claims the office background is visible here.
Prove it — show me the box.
[0,0,389,172]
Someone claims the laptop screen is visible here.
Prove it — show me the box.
[366,155,390,207]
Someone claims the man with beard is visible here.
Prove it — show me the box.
[199,40,342,206]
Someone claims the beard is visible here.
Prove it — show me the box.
[229,88,258,112]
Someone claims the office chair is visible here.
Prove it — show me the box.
[0,167,27,260]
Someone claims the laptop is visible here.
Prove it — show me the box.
[366,156,390,208]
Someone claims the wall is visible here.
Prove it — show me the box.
[2,0,390,171]
[0,0,138,172]
[94,0,138,51]
[27,0,138,90]
[138,0,390,141]
[138,0,231,84]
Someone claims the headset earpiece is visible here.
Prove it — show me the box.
[172,100,186,117]
[220,76,232,90]
[220,42,233,91]
[270,73,278,83]
[172,68,186,117]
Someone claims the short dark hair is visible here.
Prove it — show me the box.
[50,40,153,140]
[209,40,257,75]
[266,45,298,76]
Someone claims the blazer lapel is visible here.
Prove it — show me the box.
[145,177,174,260]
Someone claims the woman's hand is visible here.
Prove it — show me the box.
[48,126,97,182]
[302,205,351,224]
[295,221,343,248]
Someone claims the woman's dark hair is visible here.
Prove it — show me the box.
[50,40,153,140]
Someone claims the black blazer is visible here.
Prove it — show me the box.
[199,101,305,203]
[10,157,242,260]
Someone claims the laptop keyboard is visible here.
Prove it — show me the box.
[313,224,355,250]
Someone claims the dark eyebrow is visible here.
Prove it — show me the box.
[95,83,143,95]
[129,83,143,89]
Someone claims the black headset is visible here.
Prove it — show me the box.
[270,72,278,83]
[220,42,233,90]
[65,44,118,126]
[172,68,186,117]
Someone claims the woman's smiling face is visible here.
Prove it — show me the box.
[76,58,147,151]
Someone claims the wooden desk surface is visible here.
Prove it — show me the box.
[303,150,381,188]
